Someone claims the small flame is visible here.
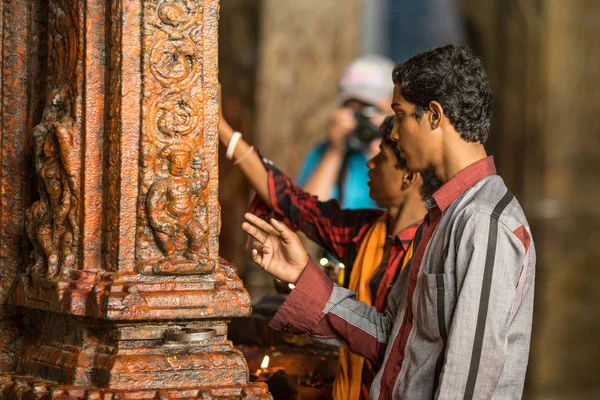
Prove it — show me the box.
[288,283,296,290]
[339,263,345,269]
[319,258,329,266]
[261,355,270,369]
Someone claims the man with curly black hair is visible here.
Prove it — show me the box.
[242,45,536,399]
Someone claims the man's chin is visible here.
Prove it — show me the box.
[368,189,380,204]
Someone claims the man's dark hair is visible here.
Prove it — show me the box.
[392,45,493,143]
[380,116,441,200]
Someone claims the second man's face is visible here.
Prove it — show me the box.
[366,143,407,207]
[390,86,431,173]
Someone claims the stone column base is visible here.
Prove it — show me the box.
[7,261,273,399]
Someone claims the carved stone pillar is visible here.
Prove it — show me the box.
[0,0,271,398]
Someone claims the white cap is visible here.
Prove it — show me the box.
[338,55,395,106]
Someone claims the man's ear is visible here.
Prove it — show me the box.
[428,101,444,130]
[402,170,419,189]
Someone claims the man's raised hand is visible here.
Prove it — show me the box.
[241,213,309,284]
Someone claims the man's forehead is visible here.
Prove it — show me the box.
[391,86,410,109]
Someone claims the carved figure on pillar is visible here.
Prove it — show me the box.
[25,90,80,280]
[144,142,214,275]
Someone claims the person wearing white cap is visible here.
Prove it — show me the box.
[297,55,396,210]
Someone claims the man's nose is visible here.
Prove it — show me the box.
[390,121,400,141]
[366,158,375,169]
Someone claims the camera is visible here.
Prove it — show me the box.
[348,106,381,151]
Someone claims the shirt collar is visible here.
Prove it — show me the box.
[432,156,497,211]
[389,221,421,250]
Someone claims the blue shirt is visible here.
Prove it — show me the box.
[297,142,380,210]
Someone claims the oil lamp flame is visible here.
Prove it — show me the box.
[260,355,270,369]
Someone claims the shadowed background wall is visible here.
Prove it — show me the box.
[461,0,600,397]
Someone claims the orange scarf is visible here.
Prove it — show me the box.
[333,213,387,400]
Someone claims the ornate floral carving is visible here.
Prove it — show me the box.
[149,92,201,142]
[142,143,214,275]
[156,0,200,30]
[150,37,201,88]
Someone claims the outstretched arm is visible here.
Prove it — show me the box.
[219,87,381,262]
[218,95,269,202]
[242,213,399,365]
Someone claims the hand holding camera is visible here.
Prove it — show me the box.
[327,108,357,151]
[328,106,383,154]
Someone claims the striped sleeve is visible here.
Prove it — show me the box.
[436,205,532,399]
[270,258,398,365]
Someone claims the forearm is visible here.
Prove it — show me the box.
[271,259,393,364]
[302,144,346,201]
[219,121,269,203]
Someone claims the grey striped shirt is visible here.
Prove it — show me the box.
[271,157,536,399]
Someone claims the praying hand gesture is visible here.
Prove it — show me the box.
[241,213,309,284]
